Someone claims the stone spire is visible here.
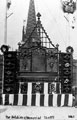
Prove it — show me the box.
[24,0,37,41]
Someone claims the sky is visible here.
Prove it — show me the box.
[0,0,77,58]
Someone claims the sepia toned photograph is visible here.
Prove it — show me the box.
[0,0,77,120]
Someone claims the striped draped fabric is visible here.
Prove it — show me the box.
[0,83,73,106]
[20,82,60,94]
[0,94,73,107]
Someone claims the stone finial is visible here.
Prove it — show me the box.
[37,12,41,21]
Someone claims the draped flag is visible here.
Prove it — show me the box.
[32,83,44,94]
[21,83,28,94]
[48,82,61,94]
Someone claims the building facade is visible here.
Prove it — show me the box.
[0,0,77,107]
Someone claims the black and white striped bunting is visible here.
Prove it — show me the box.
[0,94,73,107]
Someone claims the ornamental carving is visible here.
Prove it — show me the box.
[19,47,58,72]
